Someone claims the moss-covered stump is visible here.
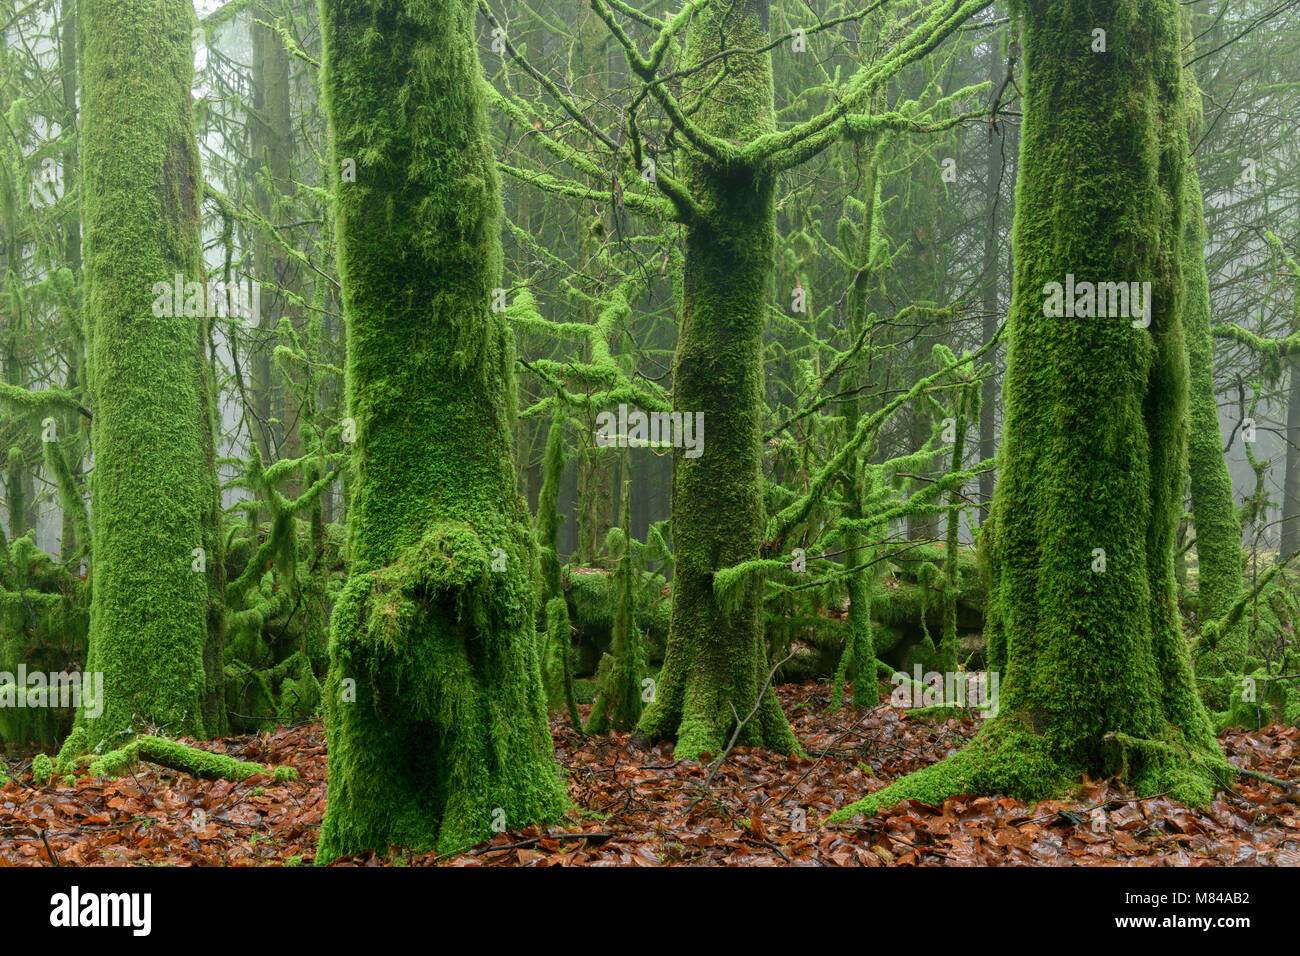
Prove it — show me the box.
[224,650,323,732]
[1220,660,1300,730]
[315,0,567,861]
[834,0,1229,822]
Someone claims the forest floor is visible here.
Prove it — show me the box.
[3,680,1299,866]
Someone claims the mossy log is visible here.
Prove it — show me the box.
[77,736,296,783]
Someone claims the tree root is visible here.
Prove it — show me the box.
[828,719,1229,824]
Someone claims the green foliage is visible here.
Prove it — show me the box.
[0,533,89,747]
[32,752,52,786]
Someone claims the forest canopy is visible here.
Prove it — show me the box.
[0,0,1297,886]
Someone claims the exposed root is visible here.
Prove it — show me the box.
[827,716,1229,823]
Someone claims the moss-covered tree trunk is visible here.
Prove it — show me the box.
[538,406,584,728]
[1283,364,1300,557]
[634,0,796,759]
[58,0,85,564]
[251,6,302,495]
[1181,60,1245,703]
[316,0,567,860]
[831,132,883,712]
[66,0,218,750]
[835,0,1228,820]
[586,469,644,733]
[977,29,1003,527]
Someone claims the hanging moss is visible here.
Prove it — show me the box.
[60,0,218,757]
[834,0,1230,822]
[315,0,567,861]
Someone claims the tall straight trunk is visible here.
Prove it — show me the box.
[1181,61,1244,698]
[1283,364,1300,556]
[634,0,796,758]
[836,0,1227,820]
[69,0,216,748]
[249,10,290,469]
[572,0,613,567]
[0,36,30,543]
[253,7,304,494]
[831,124,883,712]
[977,29,1003,526]
[317,0,567,860]
[59,0,84,562]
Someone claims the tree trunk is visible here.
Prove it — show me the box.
[317,0,567,860]
[835,0,1227,819]
[1182,65,1245,698]
[977,29,1003,527]
[1283,362,1300,557]
[249,9,290,470]
[69,0,217,748]
[634,0,797,758]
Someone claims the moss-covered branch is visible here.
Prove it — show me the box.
[85,736,296,783]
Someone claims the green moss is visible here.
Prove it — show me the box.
[0,535,89,748]
[535,408,583,728]
[835,0,1228,819]
[543,595,584,729]
[586,480,645,733]
[32,753,53,786]
[85,736,293,782]
[71,0,219,750]
[1180,57,1245,706]
[634,0,796,759]
[563,565,669,674]
[1221,664,1300,729]
[315,0,567,861]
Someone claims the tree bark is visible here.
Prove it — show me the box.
[634,0,797,758]
[835,0,1228,819]
[1182,65,1245,699]
[317,0,567,859]
[69,0,217,748]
